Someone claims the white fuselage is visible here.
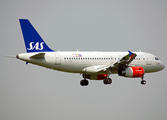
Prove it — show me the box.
[17,19,165,85]
[17,51,165,75]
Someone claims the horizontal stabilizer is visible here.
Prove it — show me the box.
[30,53,45,59]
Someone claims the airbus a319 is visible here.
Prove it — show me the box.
[16,19,165,86]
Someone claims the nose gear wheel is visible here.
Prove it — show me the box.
[141,76,146,85]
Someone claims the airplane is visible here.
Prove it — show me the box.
[16,19,165,86]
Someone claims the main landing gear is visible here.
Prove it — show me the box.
[141,76,146,85]
[80,79,89,86]
[103,77,112,85]
[80,77,112,86]
[103,70,112,85]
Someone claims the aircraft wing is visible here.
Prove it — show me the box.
[97,50,137,72]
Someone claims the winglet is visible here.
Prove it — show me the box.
[128,50,133,56]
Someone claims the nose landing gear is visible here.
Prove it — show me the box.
[141,76,146,85]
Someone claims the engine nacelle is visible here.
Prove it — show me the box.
[118,67,144,78]
[83,74,107,80]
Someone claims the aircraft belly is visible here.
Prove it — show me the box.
[60,64,86,73]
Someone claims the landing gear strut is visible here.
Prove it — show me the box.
[103,70,112,85]
[141,76,146,85]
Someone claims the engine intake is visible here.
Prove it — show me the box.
[118,67,144,78]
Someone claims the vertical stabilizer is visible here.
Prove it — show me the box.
[19,19,54,52]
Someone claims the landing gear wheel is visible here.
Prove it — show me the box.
[103,78,112,85]
[141,80,146,85]
[80,79,89,86]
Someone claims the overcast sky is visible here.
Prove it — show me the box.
[1,0,167,120]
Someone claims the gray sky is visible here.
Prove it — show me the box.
[1,0,167,120]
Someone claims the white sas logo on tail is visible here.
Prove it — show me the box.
[27,42,44,50]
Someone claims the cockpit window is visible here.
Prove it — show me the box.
[155,57,159,60]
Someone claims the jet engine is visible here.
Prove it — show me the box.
[118,67,144,77]
[83,74,108,80]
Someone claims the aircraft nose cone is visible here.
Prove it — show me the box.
[159,61,165,70]
[161,62,165,70]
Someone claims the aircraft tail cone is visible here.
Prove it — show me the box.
[16,54,19,59]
